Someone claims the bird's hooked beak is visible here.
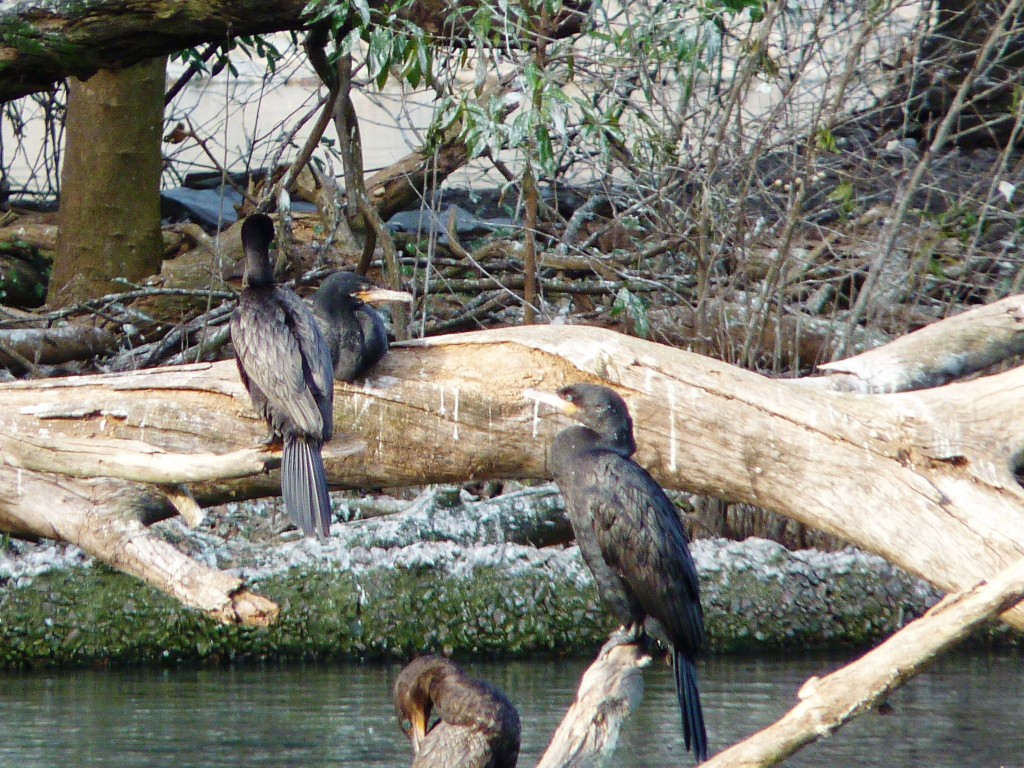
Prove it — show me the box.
[409,707,428,754]
[356,287,414,305]
[523,388,580,416]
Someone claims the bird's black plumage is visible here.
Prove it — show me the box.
[229,213,334,538]
[394,655,521,768]
[312,271,411,381]
[545,384,708,762]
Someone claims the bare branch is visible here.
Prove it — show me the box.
[537,637,650,768]
[704,556,1024,767]
[814,293,1024,392]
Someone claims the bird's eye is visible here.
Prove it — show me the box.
[400,718,412,735]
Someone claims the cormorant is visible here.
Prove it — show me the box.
[230,213,334,538]
[311,271,412,381]
[394,655,521,768]
[536,383,708,762]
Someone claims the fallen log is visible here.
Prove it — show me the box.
[814,292,1024,392]
[1,300,1024,631]
[0,325,116,369]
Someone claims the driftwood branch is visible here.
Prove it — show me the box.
[704,556,1024,767]
[0,469,278,624]
[2,299,1024,631]
[0,325,116,368]
[814,293,1024,392]
[537,637,650,768]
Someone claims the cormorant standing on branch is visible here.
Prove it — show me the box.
[535,383,708,762]
[394,655,521,768]
[311,271,413,381]
[230,213,334,538]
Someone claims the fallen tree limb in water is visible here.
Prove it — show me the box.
[537,636,650,768]
[703,556,1024,767]
[1,298,1023,631]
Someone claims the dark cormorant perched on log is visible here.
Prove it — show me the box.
[229,213,334,538]
[535,383,708,762]
[394,655,521,768]
[311,271,412,381]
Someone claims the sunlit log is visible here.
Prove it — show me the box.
[536,636,650,768]
[1,301,1024,631]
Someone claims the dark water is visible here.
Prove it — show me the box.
[1,652,1022,767]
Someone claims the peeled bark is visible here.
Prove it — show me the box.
[537,637,649,768]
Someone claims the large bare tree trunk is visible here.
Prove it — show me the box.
[50,59,166,306]
[2,297,1024,629]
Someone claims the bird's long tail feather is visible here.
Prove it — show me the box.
[281,436,332,538]
[674,649,708,763]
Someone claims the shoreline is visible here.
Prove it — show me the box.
[0,485,979,670]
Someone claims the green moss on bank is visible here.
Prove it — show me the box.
[0,537,972,670]
[0,562,609,669]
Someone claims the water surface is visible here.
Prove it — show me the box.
[1,652,1021,767]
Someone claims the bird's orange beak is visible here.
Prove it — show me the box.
[409,708,428,753]
[524,388,580,415]
[355,287,414,304]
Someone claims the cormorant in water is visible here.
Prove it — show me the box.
[394,655,521,768]
[230,213,334,538]
[311,271,412,381]
[536,383,708,762]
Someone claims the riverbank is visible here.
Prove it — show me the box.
[0,484,976,669]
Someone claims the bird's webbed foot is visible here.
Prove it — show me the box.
[258,430,283,449]
[605,621,645,652]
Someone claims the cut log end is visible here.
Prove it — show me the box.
[211,589,280,626]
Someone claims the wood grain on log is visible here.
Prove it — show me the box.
[816,293,1024,392]
[536,636,649,768]
[0,325,116,368]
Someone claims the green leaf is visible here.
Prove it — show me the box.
[352,0,372,26]
[536,124,555,176]
[611,288,650,339]
[815,127,839,153]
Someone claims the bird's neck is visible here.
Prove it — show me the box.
[554,426,635,459]
[608,424,636,457]
[314,295,360,320]
[244,250,275,288]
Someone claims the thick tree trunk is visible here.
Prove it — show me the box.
[50,59,166,306]
[2,298,1024,630]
